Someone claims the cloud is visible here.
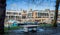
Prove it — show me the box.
[11,3,17,7]
[6,0,56,10]
[9,3,17,10]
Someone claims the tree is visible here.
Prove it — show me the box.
[53,0,60,27]
[0,0,6,34]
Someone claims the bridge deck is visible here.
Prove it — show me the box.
[22,25,39,28]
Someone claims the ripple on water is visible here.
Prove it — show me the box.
[12,29,25,33]
[37,29,45,32]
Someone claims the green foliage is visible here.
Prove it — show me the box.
[4,26,22,31]
[39,23,53,27]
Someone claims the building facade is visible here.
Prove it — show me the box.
[5,9,60,24]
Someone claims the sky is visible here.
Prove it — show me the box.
[6,0,60,11]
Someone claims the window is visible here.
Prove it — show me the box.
[7,12,11,14]
[22,16,26,19]
[38,13,41,18]
[28,13,32,18]
[19,13,21,15]
[38,13,49,18]
[13,12,18,15]
[51,17,53,18]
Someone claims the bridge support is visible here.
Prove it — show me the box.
[24,27,28,32]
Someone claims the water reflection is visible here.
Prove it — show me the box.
[5,27,60,35]
[37,29,45,32]
[5,22,60,35]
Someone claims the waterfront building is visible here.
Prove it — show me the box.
[5,9,60,24]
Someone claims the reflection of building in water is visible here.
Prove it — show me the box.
[5,9,60,24]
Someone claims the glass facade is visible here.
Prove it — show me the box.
[28,13,32,18]
[38,13,49,18]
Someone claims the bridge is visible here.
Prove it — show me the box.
[21,25,39,32]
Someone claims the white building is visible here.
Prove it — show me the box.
[5,9,60,24]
